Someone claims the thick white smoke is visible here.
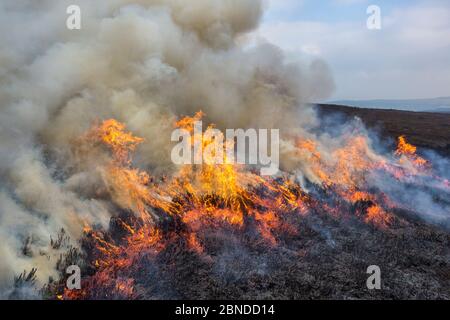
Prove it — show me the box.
[0,0,334,296]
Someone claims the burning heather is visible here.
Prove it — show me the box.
[0,0,449,300]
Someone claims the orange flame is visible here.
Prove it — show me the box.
[395,135,428,168]
[61,116,440,299]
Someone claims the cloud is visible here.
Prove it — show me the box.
[257,1,450,99]
[267,0,304,11]
[333,0,368,5]
[263,0,305,21]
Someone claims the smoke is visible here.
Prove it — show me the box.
[0,0,335,294]
[3,0,448,299]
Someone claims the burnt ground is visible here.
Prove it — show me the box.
[25,105,450,300]
[122,106,450,300]
[136,215,450,300]
[75,198,450,300]
[317,104,450,157]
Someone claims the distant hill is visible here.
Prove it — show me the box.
[317,104,450,157]
[328,97,450,113]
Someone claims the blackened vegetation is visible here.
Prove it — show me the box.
[48,180,450,300]
[22,106,450,300]
[40,229,85,299]
[317,104,450,157]
[10,229,84,299]
[9,269,38,299]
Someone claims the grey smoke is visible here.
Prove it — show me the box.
[2,0,447,298]
[0,0,334,293]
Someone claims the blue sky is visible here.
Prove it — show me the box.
[256,0,450,100]
[264,0,419,23]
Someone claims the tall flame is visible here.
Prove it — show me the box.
[56,116,446,300]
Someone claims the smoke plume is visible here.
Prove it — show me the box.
[1,0,448,299]
[0,0,335,295]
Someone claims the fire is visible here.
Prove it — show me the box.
[330,136,374,188]
[396,135,417,156]
[89,119,144,165]
[186,233,204,254]
[344,190,374,204]
[175,111,205,134]
[365,205,393,227]
[296,139,331,186]
[82,119,173,221]
[395,135,428,168]
[170,113,254,214]
[297,136,382,190]
[55,115,444,300]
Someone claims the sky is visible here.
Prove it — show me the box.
[255,0,450,100]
